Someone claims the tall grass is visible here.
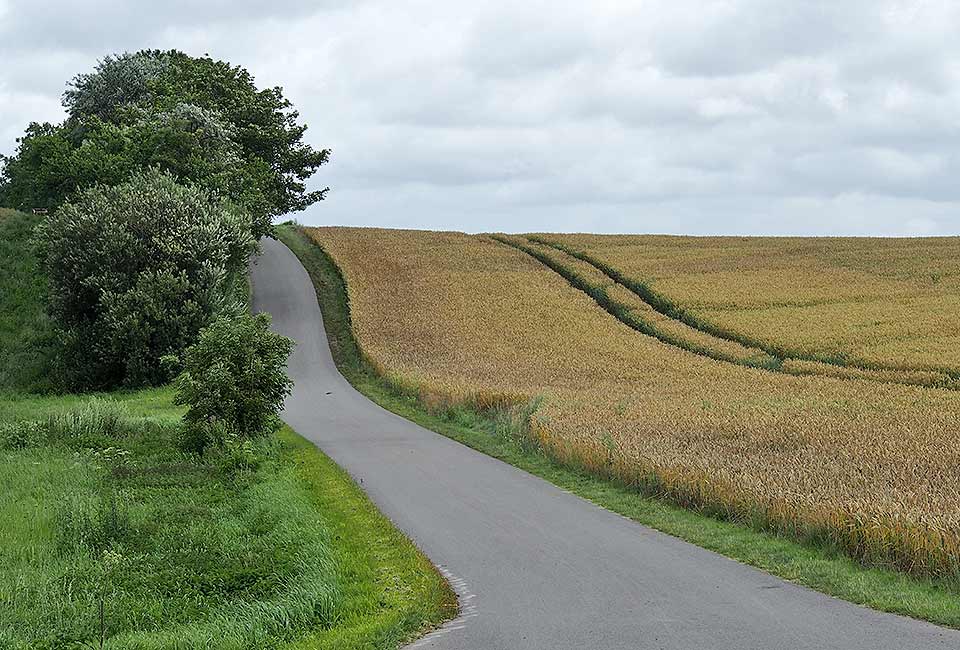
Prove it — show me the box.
[0,400,341,649]
[0,393,454,649]
[0,209,57,392]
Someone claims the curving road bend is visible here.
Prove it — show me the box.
[251,237,958,650]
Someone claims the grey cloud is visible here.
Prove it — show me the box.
[460,4,598,79]
[644,2,855,77]
[2,0,960,236]
[0,0,332,53]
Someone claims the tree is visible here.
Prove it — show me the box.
[2,50,330,238]
[141,51,331,227]
[62,51,171,122]
[0,122,84,211]
[0,104,263,219]
[174,312,293,441]
[32,168,255,389]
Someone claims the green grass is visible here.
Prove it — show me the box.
[0,389,454,649]
[278,222,960,629]
[0,209,57,392]
[1,202,453,648]
[0,386,181,424]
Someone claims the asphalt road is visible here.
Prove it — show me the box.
[251,236,959,650]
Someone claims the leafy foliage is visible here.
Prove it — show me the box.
[144,50,331,232]
[62,51,171,122]
[175,312,293,442]
[2,49,330,238]
[32,169,255,389]
[0,123,81,211]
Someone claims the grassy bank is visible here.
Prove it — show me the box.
[0,209,56,392]
[278,222,960,629]
[0,388,454,649]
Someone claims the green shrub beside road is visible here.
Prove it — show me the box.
[32,169,255,390]
[174,312,294,450]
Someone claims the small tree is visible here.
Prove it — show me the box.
[32,168,254,389]
[174,313,293,442]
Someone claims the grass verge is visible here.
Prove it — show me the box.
[0,388,454,649]
[278,222,960,629]
[0,209,57,392]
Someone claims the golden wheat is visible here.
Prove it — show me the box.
[307,226,960,578]
[538,233,960,374]
[498,235,780,368]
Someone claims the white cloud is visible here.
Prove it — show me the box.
[1,0,960,235]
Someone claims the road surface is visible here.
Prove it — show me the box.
[251,236,958,650]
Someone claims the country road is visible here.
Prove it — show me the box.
[250,236,959,650]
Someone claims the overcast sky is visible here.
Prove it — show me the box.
[2,1,959,236]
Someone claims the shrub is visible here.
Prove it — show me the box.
[0,420,45,450]
[174,312,293,443]
[32,168,255,389]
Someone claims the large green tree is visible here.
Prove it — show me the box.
[1,50,329,238]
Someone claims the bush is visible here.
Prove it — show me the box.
[32,169,255,389]
[174,312,293,444]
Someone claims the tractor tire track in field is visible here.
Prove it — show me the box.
[251,236,959,649]
[527,234,960,384]
[494,234,960,392]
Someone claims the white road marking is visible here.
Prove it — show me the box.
[405,565,478,648]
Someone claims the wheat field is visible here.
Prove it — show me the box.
[535,234,960,375]
[306,226,960,579]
